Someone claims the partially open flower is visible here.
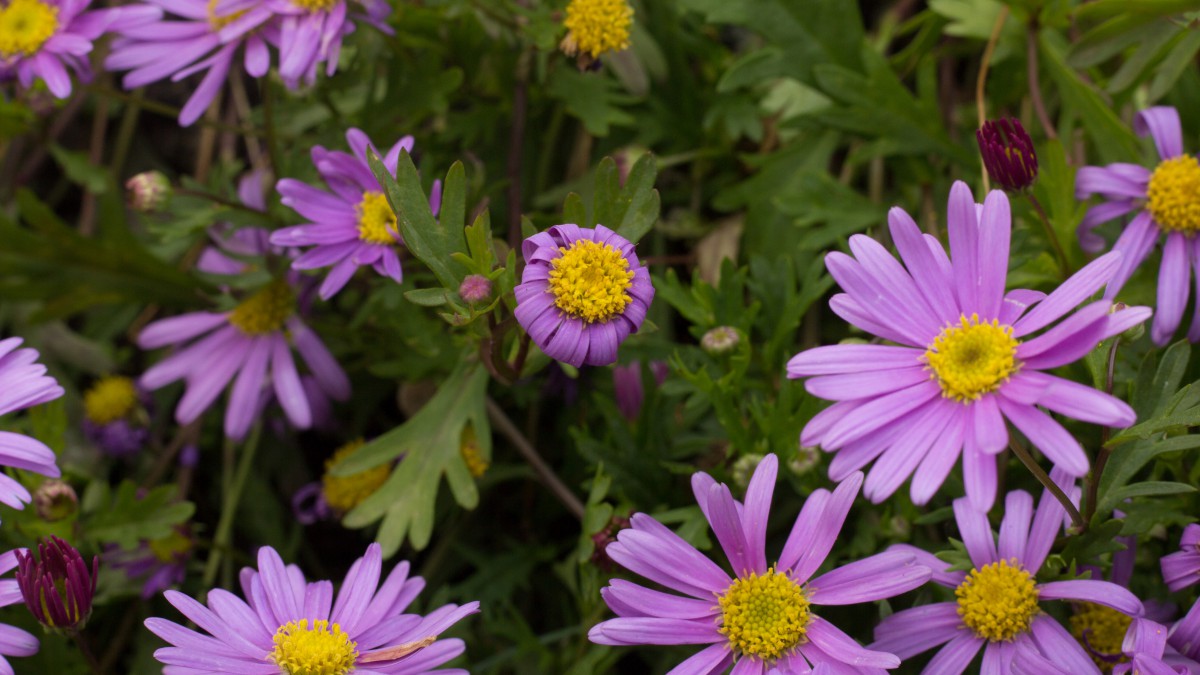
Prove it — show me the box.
[977,118,1039,192]
[16,537,98,633]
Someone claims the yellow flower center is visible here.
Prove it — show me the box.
[1070,602,1132,672]
[1147,155,1200,233]
[925,314,1020,403]
[147,530,192,564]
[718,568,811,662]
[0,0,58,58]
[321,440,389,514]
[460,425,488,478]
[561,0,632,59]
[205,0,246,29]
[227,280,295,336]
[955,559,1039,642]
[290,0,337,11]
[83,376,138,425]
[270,620,357,675]
[547,239,634,323]
[356,191,398,245]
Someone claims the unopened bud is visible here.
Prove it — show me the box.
[977,118,1038,193]
[1110,302,1146,342]
[125,171,171,212]
[16,537,97,633]
[701,326,739,355]
[788,445,821,476]
[458,274,492,304]
[731,454,764,490]
[33,480,77,522]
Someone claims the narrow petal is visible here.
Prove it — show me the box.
[807,550,930,605]
[1012,252,1121,337]
[975,190,1012,320]
[805,616,900,669]
[1037,580,1143,615]
[779,472,862,581]
[924,633,985,675]
[1135,107,1184,160]
[998,490,1034,562]
[953,497,997,569]
[998,399,1089,477]
[740,454,777,575]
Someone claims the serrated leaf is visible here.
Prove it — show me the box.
[49,145,109,194]
[340,363,489,554]
[85,482,194,549]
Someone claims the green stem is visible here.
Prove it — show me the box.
[1026,193,1070,279]
[1010,438,1083,529]
[203,424,261,587]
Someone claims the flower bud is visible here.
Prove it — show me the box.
[701,326,739,355]
[125,171,171,212]
[731,454,764,490]
[33,480,77,522]
[1110,302,1146,342]
[458,274,492,304]
[16,537,98,633]
[976,118,1038,192]
[788,445,821,476]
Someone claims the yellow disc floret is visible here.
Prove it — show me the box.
[547,239,634,323]
[925,314,1020,402]
[271,619,357,675]
[227,280,295,336]
[955,559,1039,642]
[718,568,811,662]
[356,191,398,245]
[321,440,389,514]
[1070,602,1132,672]
[83,376,138,425]
[0,0,58,58]
[289,0,337,12]
[561,0,632,59]
[1147,155,1200,233]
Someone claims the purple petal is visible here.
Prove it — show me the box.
[588,617,721,646]
[998,490,1034,562]
[1012,252,1121,337]
[786,344,923,377]
[870,602,962,659]
[779,472,862,581]
[805,616,900,669]
[740,454,776,575]
[1029,615,1101,673]
[1104,212,1157,299]
[1153,232,1190,345]
[807,550,931,605]
[1037,579,1143,615]
[1135,107,1184,160]
[998,399,1089,476]
[954,497,997,569]
[975,190,1012,320]
[947,181,981,312]
[924,633,985,674]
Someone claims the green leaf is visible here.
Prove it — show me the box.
[1076,0,1200,21]
[85,482,195,549]
[611,153,661,243]
[547,69,636,137]
[49,145,109,194]
[404,288,452,307]
[340,364,490,554]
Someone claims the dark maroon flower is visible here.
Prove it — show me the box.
[977,118,1039,192]
[16,537,98,632]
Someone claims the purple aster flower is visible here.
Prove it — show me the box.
[213,0,391,88]
[145,543,479,673]
[0,550,39,670]
[515,224,654,368]
[81,375,151,457]
[1015,618,1197,675]
[292,439,389,525]
[16,536,97,632]
[0,0,157,97]
[1076,106,1200,345]
[106,527,192,600]
[1162,524,1200,592]
[105,0,273,126]
[0,337,63,513]
[270,129,442,300]
[612,360,667,421]
[870,478,1144,674]
[589,454,932,673]
[786,181,1150,509]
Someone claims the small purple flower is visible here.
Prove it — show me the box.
[787,181,1150,509]
[81,375,150,457]
[145,543,479,673]
[270,129,441,300]
[1162,524,1200,593]
[871,477,1144,674]
[0,0,158,97]
[106,527,192,600]
[589,455,931,673]
[0,550,38,670]
[515,224,654,368]
[977,118,1039,192]
[1076,106,1200,345]
[16,536,98,632]
[0,337,63,513]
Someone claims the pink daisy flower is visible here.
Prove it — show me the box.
[1077,107,1200,345]
[787,181,1150,509]
[589,454,931,673]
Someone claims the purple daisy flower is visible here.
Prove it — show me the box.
[106,526,193,600]
[0,337,63,513]
[1076,107,1200,345]
[145,543,479,673]
[1163,524,1200,592]
[1015,618,1195,675]
[81,375,151,457]
[105,0,271,126]
[0,0,157,98]
[870,479,1144,674]
[270,129,441,300]
[786,181,1150,509]
[515,224,654,368]
[212,0,390,88]
[0,550,39,671]
[589,454,932,673]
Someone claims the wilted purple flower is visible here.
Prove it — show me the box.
[81,375,150,457]
[270,129,443,300]
[977,118,1039,192]
[1163,524,1200,593]
[1076,106,1200,345]
[589,455,931,672]
[515,225,654,368]
[145,543,479,672]
[16,537,98,632]
[871,475,1144,674]
[787,182,1149,509]
[0,337,63,514]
